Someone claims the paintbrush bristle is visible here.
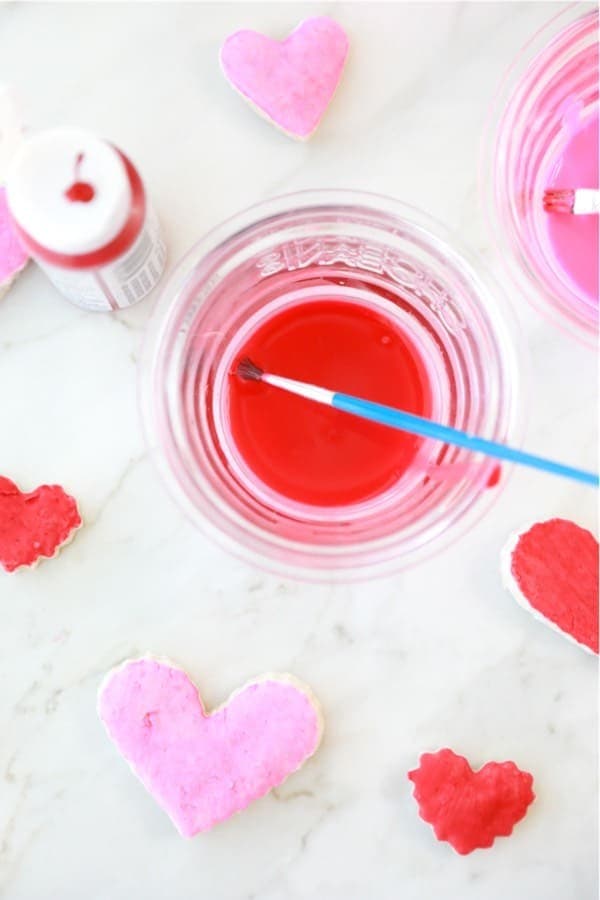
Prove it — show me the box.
[236,357,264,382]
[543,188,575,213]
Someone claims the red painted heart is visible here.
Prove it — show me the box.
[502,518,598,654]
[0,476,81,572]
[408,749,535,854]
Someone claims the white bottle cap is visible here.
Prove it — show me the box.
[6,127,132,255]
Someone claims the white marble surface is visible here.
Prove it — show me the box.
[0,3,597,898]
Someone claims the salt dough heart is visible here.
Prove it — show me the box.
[502,518,598,654]
[0,187,28,298]
[220,16,349,139]
[0,476,81,572]
[0,83,24,182]
[98,658,324,837]
[408,749,535,855]
[0,87,28,296]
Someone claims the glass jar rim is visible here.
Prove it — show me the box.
[140,189,525,582]
[479,2,599,348]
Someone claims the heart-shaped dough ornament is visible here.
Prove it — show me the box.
[98,657,324,836]
[502,518,598,654]
[0,187,28,299]
[0,477,81,572]
[409,749,535,854]
[220,17,349,140]
[0,86,28,297]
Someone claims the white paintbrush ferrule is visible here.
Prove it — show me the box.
[573,188,600,215]
[261,373,335,406]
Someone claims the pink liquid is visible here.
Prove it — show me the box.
[227,299,433,507]
[545,111,599,305]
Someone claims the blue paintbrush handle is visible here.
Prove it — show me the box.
[333,393,599,487]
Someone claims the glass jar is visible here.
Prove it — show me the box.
[140,190,521,581]
[481,4,599,346]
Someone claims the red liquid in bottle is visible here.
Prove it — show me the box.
[227,299,432,507]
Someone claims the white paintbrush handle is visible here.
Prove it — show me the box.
[262,372,334,405]
[573,189,600,214]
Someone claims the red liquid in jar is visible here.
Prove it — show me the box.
[228,299,432,506]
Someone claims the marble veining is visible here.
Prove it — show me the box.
[0,3,597,899]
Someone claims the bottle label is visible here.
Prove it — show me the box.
[36,206,166,312]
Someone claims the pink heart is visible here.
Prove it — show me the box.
[220,17,349,139]
[502,518,598,654]
[0,186,28,297]
[98,658,323,836]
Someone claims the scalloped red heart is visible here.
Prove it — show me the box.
[0,476,81,572]
[409,749,535,854]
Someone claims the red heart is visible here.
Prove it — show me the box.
[408,749,535,854]
[0,476,81,572]
[503,518,598,654]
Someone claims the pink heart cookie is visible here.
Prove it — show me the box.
[220,16,349,140]
[0,186,28,298]
[501,518,598,654]
[98,658,324,836]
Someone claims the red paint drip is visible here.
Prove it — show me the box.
[227,299,432,506]
[64,152,95,203]
[487,464,502,488]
